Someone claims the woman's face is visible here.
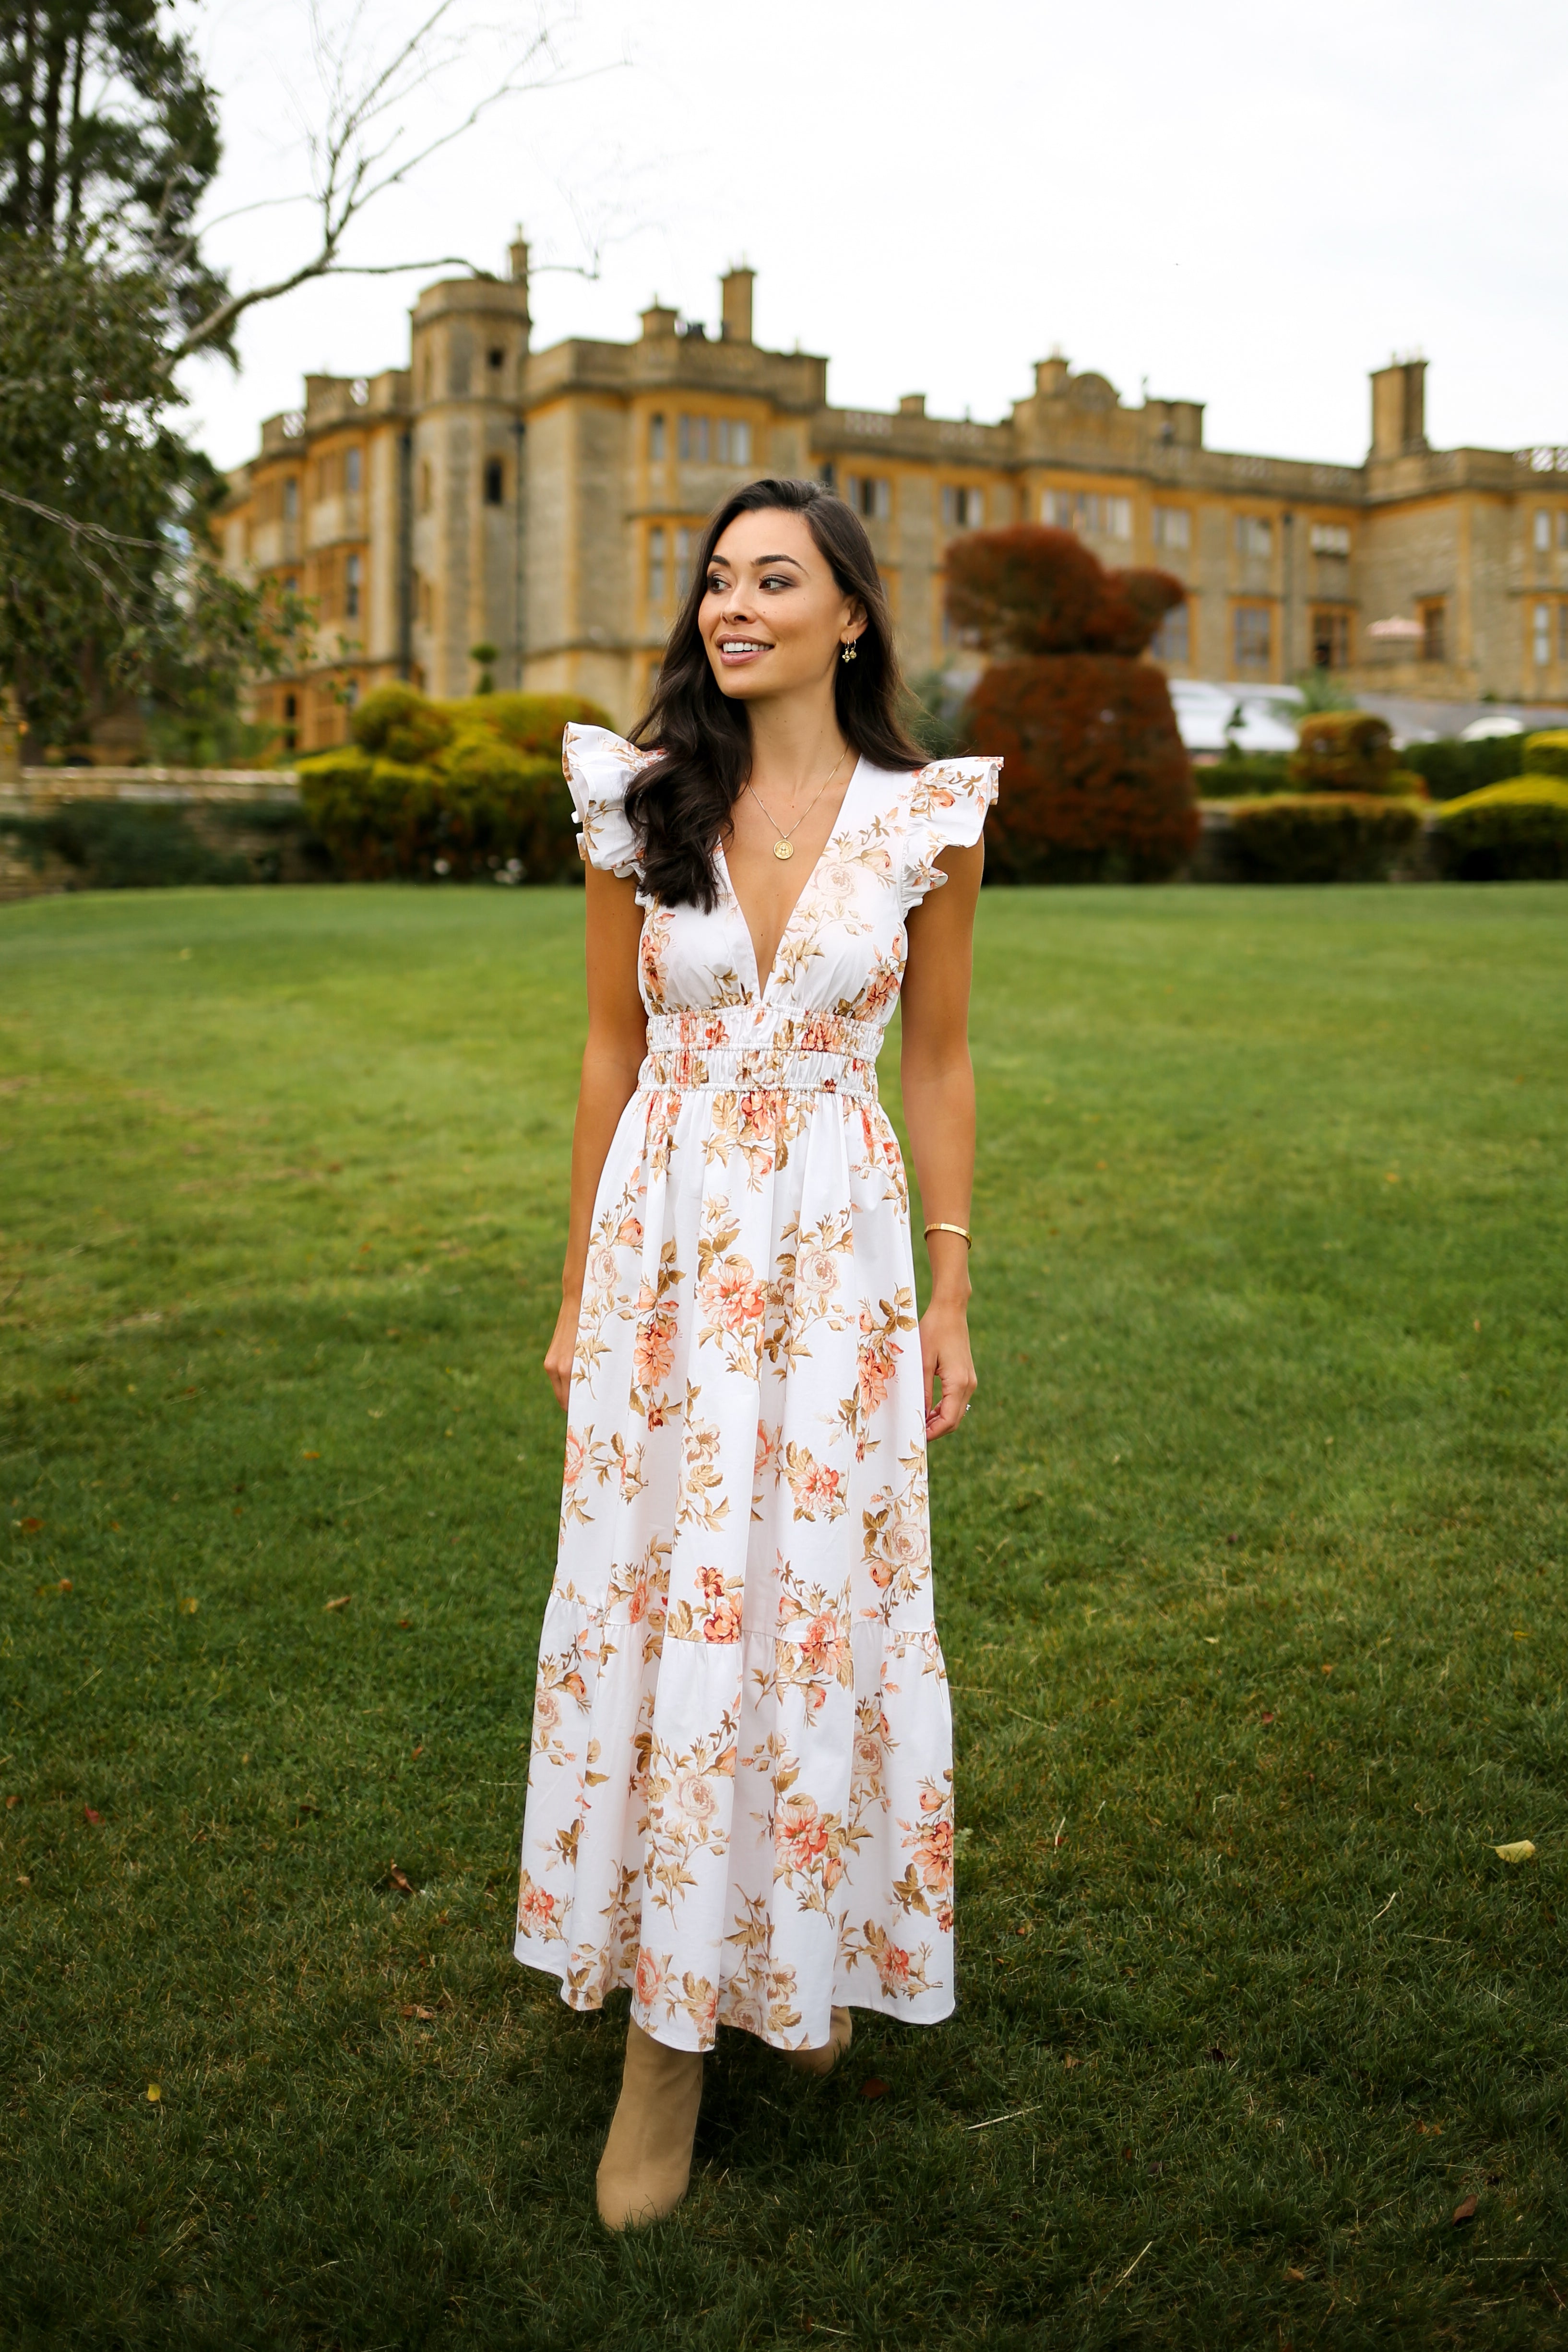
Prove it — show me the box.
[698,508,864,706]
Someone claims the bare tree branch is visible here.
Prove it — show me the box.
[173,1,618,363]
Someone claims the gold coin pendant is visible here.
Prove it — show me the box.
[772,839,795,861]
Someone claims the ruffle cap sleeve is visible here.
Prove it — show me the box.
[561,722,657,879]
[900,756,1001,911]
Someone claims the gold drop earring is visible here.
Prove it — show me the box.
[840,639,858,663]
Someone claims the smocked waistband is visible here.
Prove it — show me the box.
[639,1009,882,1099]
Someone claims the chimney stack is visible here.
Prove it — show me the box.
[720,265,754,345]
[1370,357,1427,458]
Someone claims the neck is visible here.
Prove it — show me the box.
[744,682,849,796]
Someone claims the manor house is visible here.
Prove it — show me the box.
[218,241,1568,748]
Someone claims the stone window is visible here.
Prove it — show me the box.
[846,475,891,522]
[487,345,504,372]
[715,418,751,466]
[1310,523,1351,557]
[344,552,362,620]
[1311,608,1349,670]
[675,527,695,598]
[942,485,986,530]
[1150,601,1189,665]
[484,458,505,506]
[1233,603,1272,676]
[1041,489,1130,539]
[1421,600,1447,664]
[1235,514,1273,561]
[283,477,299,522]
[1534,510,1552,554]
[678,414,710,462]
[649,413,666,462]
[1152,505,1190,552]
[345,446,362,494]
[647,526,666,606]
[418,462,432,515]
[1533,602,1551,666]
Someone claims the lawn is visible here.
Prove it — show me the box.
[1,881,1565,2352]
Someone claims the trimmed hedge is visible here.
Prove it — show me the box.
[1198,752,1292,799]
[969,654,1198,882]
[1288,711,1398,794]
[1227,795,1423,884]
[1522,729,1568,780]
[1401,733,1525,802]
[948,526,1197,881]
[296,685,610,881]
[1433,774,1568,879]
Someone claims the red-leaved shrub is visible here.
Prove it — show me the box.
[947,526,1197,881]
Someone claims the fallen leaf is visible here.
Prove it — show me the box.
[387,1862,414,1895]
[1286,2266,1306,2282]
[397,1617,413,1630]
[56,1578,72,1593]
[146,2084,161,2103]
[859,2076,889,2101]
[411,1744,425,1759]
[1320,1664,1333,1675]
[1493,1841,1535,1863]
[5,1794,19,1809]
[1511,1630,1530,1640]
[20,1517,42,1533]
[1451,2194,1478,2226]
[16,1873,31,1886]
[301,1450,320,1461]
[178,1596,199,1615]
[1385,1171,1400,1183]
[1225,1533,1240,1546]
[400,2002,437,2020]
[1062,2054,1081,2070]
[1259,1711,1276,1725]
[1416,2122,1443,2136]
[324,1594,352,1612]
[83,1806,102,1825]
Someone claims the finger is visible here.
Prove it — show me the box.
[920,1342,935,1419]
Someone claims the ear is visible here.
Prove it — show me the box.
[840,596,868,644]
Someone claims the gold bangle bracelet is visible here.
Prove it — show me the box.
[923,1221,972,1247]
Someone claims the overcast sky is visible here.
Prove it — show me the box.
[178,0,1568,477]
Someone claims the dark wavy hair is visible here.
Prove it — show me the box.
[625,476,924,908]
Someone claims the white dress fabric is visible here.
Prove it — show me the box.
[514,723,1000,2053]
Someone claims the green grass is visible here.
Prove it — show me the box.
[1,881,1565,2351]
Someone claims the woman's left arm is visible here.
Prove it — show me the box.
[899,839,983,1441]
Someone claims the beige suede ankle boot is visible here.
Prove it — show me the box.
[782,2006,853,2079]
[595,2019,705,2231]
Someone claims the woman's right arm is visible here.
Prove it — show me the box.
[543,864,648,1410]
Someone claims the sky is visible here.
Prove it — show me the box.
[178,0,1568,477]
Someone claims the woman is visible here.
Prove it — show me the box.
[514,476,998,2230]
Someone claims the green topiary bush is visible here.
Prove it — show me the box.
[1197,752,1293,799]
[297,688,611,881]
[1227,795,1423,883]
[1401,734,1524,801]
[1287,711,1398,795]
[1432,775,1568,879]
[1521,729,1568,780]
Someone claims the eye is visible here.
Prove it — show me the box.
[759,572,794,591]
[705,572,727,594]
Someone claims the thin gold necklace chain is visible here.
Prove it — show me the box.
[744,742,850,846]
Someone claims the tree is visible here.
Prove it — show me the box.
[948,526,1198,881]
[0,0,595,750]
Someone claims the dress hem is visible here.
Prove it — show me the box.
[512,1936,956,2054]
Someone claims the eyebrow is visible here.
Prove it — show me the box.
[710,552,804,570]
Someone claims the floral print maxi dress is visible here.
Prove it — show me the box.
[515,723,1000,2053]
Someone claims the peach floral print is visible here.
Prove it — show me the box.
[516,727,1000,2053]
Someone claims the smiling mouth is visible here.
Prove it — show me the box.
[719,638,772,656]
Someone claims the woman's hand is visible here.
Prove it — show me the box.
[544,1291,582,1413]
[920,1298,976,1441]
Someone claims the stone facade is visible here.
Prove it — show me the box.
[218,247,1568,746]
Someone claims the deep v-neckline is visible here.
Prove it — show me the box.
[716,759,865,1002]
